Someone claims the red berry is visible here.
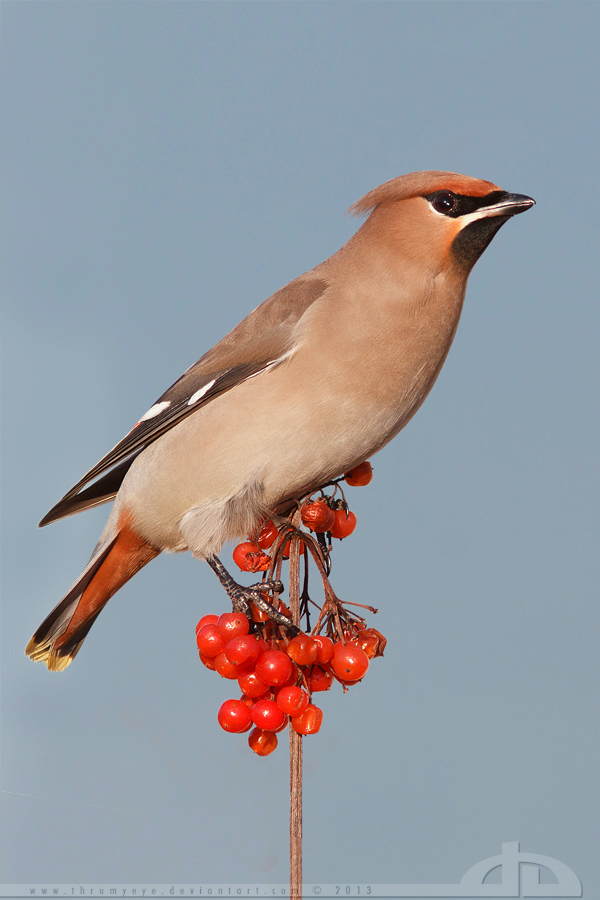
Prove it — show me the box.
[251,699,287,732]
[276,686,310,716]
[195,614,219,637]
[308,665,334,692]
[225,634,262,668]
[217,699,253,733]
[355,628,387,659]
[196,624,227,657]
[238,669,271,698]
[232,541,271,573]
[291,704,323,735]
[301,501,335,533]
[216,612,250,641]
[286,634,319,666]
[257,520,279,549]
[248,728,278,756]
[249,600,270,623]
[214,651,239,679]
[313,634,334,664]
[344,461,373,486]
[255,649,294,686]
[198,651,217,671]
[329,509,357,539]
[331,642,369,681]
[271,663,298,691]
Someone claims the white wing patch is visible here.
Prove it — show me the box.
[245,349,295,380]
[139,401,171,422]
[187,379,217,406]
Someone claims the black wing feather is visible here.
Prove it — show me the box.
[39,454,143,526]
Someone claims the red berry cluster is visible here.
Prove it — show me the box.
[194,460,385,757]
[195,607,386,756]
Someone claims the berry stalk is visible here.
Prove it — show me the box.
[288,517,303,900]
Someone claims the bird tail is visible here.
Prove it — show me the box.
[26,512,160,671]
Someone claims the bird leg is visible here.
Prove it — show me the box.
[206,555,299,633]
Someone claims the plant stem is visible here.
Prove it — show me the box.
[289,513,303,900]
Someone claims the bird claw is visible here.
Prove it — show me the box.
[244,586,300,635]
[206,556,299,634]
[255,579,284,595]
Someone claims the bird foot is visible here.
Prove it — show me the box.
[206,555,299,634]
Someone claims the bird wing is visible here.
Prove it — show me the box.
[40,276,330,526]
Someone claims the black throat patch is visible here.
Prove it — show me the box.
[450,214,511,269]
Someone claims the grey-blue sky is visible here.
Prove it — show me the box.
[1,0,598,891]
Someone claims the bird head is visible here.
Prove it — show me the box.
[349,171,535,275]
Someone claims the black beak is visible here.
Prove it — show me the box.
[481,192,536,217]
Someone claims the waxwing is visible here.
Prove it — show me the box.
[27,171,534,670]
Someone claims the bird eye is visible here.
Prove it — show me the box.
[432,192,456,214]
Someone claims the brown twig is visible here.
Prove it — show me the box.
[288,510,303,900]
